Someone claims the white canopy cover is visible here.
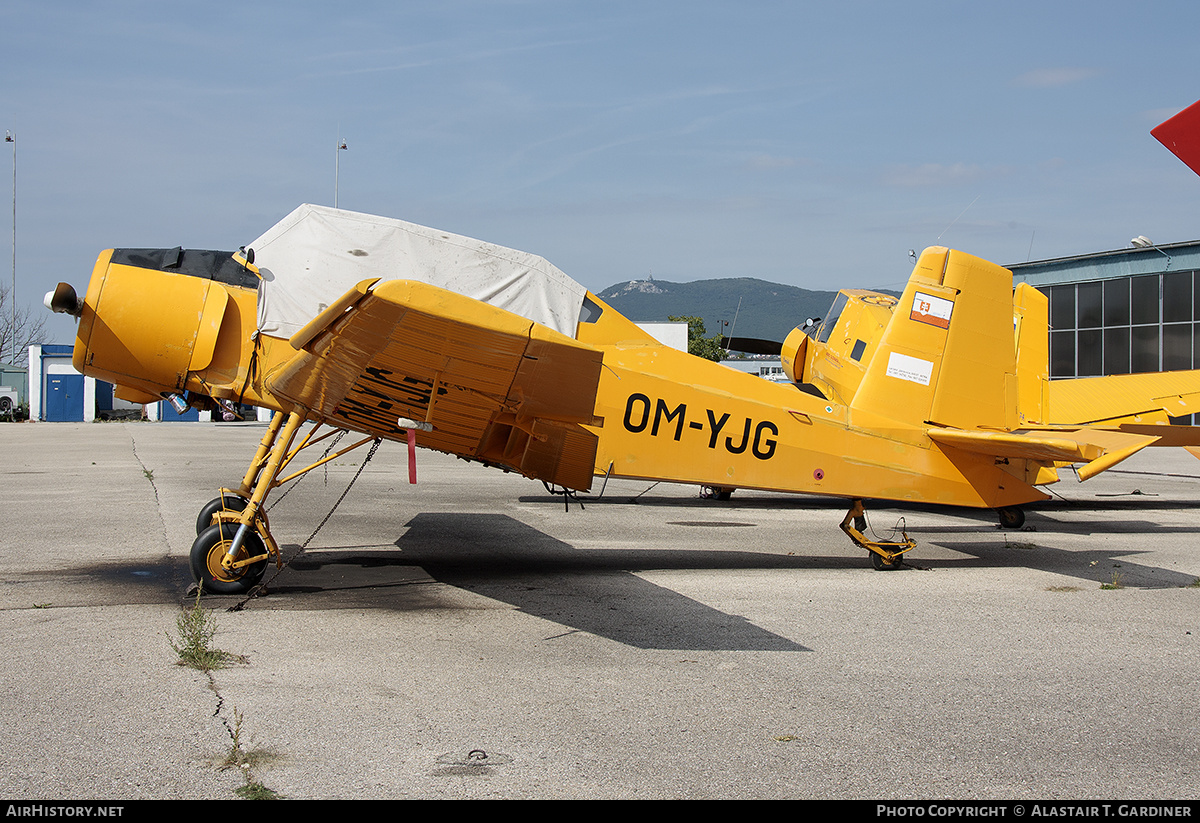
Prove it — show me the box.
[251,204,589,340]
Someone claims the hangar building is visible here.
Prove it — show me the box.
[1008,239,1200,424]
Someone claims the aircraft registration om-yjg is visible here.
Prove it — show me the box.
[46,197,1200,593]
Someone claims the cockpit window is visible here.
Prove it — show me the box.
[816,293,849,344]
[578,295,604,324]
[110,248,260,290]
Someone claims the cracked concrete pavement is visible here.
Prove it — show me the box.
[2,421,1199,799]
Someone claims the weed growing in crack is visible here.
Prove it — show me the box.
[1100,571,1125,590]
[235,780,282,800]
[168,587,248,671]
[169,591,280,798]
[220,706,283,799]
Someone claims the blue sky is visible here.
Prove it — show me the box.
[5,0,1200,344]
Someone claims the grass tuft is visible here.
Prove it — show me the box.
[168,588,248,671]
[219,706,283,799]
[235,780,282,800]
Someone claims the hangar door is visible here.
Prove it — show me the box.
[45,374,85,422]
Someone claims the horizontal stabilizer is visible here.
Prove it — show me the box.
[928,427,1159,481]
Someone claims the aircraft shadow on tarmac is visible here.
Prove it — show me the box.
[514,490,1200,589]
[921,540,1199,588]
[47,498,1196,631]
[275,512,812,652]
[528,485,1200,536]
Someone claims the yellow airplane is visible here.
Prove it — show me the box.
[46,204,1200,593]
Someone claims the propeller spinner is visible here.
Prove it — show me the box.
[44,283,82,317]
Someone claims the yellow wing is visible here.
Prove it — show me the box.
[1047,371,1200,426]
[264,278,604,491]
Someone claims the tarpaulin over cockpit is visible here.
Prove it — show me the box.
[249,204,589,340]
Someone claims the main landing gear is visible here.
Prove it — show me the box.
[188,410,377,595]
[840,499,915,571]
[701,485,735,501]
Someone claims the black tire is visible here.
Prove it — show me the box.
[871,551,901,571]
[997,506,1025,529]
[189,522,267,595]
[0,396,12,413]
[195,495,248,535]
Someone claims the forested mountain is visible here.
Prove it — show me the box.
[595,277,842,342]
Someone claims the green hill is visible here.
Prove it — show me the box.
[595,277,841,344]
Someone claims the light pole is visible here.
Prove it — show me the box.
[335,134,348,209]
[5,130,12,365]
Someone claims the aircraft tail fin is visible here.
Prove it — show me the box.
[1012,282,1048,425]
[1153,99,1200,178]
[850,247,1017,431]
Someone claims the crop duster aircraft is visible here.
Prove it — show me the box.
[46,203,1200,593]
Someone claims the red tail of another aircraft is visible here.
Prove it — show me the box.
[1153,99,1200,177]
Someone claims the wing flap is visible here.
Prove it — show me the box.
[265,279,603,489]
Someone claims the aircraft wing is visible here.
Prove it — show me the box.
[927,426,1159,481]
[1047,370,1200,426]
[263,278,604,491]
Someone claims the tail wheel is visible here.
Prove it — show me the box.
[997,506,1025,529]
[871,551,902,571]
[195,494,248,535]
[190,522,267,595]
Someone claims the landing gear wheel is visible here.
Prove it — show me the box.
[871,551,901,571]
[195,495,248,535]
[997,506,1025,529]
[704,486,734,501]
[189,522,267,595]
